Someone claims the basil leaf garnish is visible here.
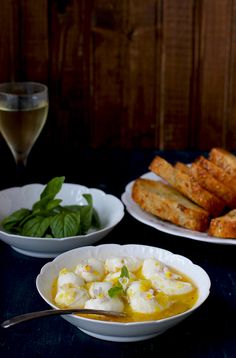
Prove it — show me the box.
[108,266,130,298]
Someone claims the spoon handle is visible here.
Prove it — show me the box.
[1,308,126,328]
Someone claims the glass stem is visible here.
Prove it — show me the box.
[14,155,27,186]
[14,153,27,168]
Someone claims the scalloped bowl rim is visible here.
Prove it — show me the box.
[36,244,211,341]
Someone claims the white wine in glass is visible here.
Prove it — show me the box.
[0,82,48,179]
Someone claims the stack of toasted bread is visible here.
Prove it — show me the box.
[132,147,236,239]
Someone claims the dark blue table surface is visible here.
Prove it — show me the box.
[0,148,235,358]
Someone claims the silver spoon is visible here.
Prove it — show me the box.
[1,308,127,328]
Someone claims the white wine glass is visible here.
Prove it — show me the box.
[0,82,48,183]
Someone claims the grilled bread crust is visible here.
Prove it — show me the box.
[208,209,236,238]
[149,156,225,217]
[194,156,236,193]
[132,178,209,232]
[209,148,236,177]
[175,161,236,209]
[174,162,190,175]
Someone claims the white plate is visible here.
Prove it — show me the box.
[0,183,124,257]
[121,172,236,245]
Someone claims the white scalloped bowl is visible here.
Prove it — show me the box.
[36,244,211,342]
[0,184,124,258]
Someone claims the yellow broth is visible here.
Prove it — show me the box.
[52,264,198,323]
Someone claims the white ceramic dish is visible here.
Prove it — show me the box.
[0,183,124,258]
[121,172,236,245]
[36,244,211,342]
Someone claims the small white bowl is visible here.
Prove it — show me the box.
[0,184,124,258]
[36,244,211,342]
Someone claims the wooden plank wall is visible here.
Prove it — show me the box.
[0,0,236,151]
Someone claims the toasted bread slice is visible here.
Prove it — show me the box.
[195,156,236,193]
[209,147,236,177]
[175,162,190,175]
[175,161,236,209]
[149,156,225,217]
[208,209,236,238]
[132,178,209,231]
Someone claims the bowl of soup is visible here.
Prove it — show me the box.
[36,244,211,342]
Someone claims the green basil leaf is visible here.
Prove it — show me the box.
[108,266,130,298]
[79,194,93,234]
[108,285,123,298]
[46,199,62,211]
[33,197,62,214]
[22,216,51,237]
[92,208,101,229]
[40,176,65,200]
[32,196,52,213]
[62,205,81,213]
[83,193,93,206]
[1,208,31,231]
[79,206,92,234]
[18,212,35,227]
[120,265,130,279]
[50,211,80,238]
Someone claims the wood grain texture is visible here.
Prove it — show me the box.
[0,0,236,152]
[197,0,233,149]
[0,0,17,81]
[161,0,194,149]
[227,0,236,149]
[48,0,92,150]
